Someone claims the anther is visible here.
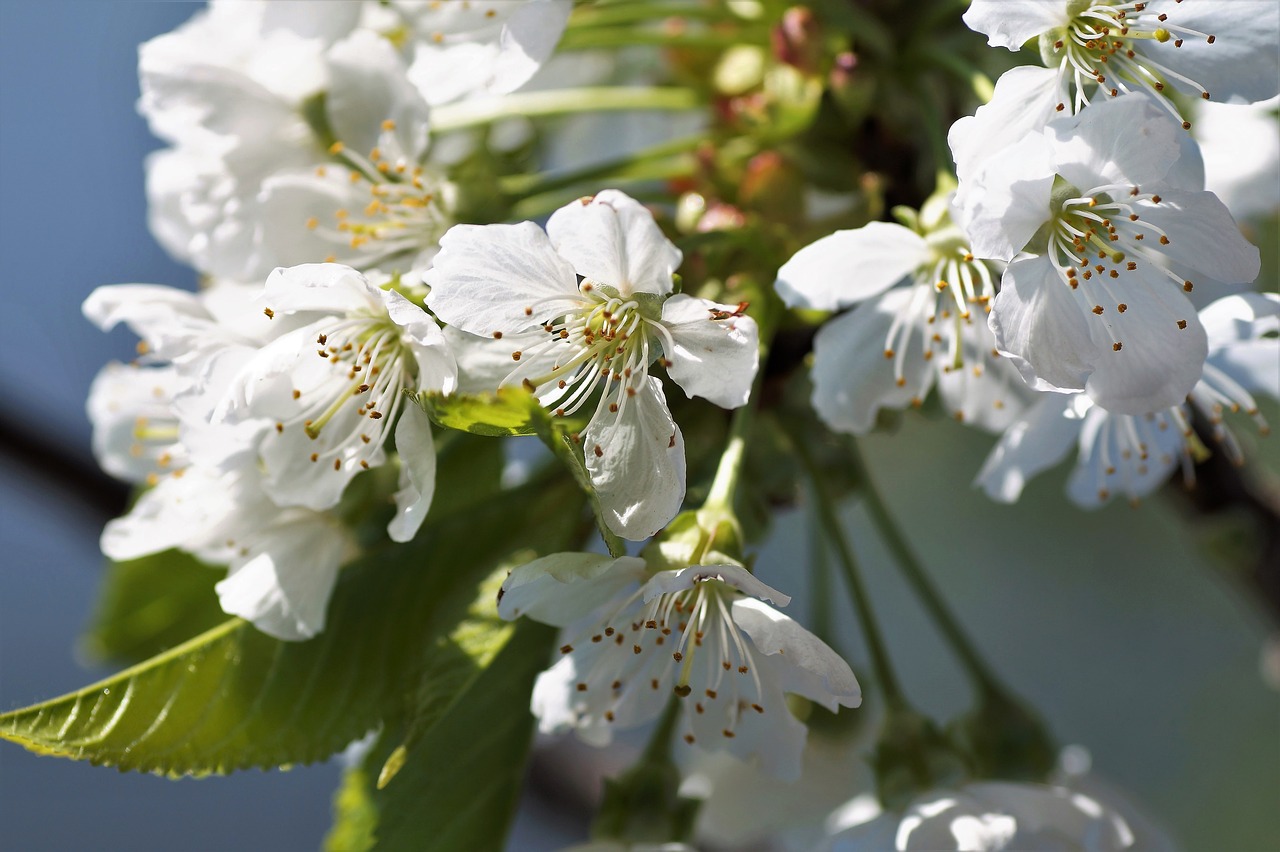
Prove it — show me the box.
[263,308,275,319]
[1118,303,1128,312]
[1113,342,1123,351]
[1177,320,1188,329]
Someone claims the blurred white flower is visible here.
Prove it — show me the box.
[816,779,1165,851]
[1196,95,1280,221]
[977,292,1280,506]
[426,191,759,539]
[101,461,356,641]
[498,555,860,782]
[775,197,1031,434]
[960,95,1258,415]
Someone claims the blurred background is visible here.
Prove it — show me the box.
[1,3,1277,850]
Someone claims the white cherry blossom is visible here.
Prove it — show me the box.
[216,264,455,543]
[817,781,1160,851]
[425,190,759,539]
[961,94,1259,414]
[498,555,860,782]
[101,461,356,641]
[952,0,1280,194]
[978,292,1280,506]
[775,198,1031,434]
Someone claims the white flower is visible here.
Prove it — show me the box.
[961,94,1259,414]
[775,200,1031,434]
[498,555,860,781]
[384,0,574,106]
[216,264,455,543]
[142,14,441,280]
[817,781,1160,851]
[977,292,1280,506]
[952,0,1280,192]
[425,191,759,539]
[101,461,356,641]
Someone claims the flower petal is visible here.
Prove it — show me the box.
[989,255,1099,394]
[585,377,685,540]
[731,597,861,711]
[326,30,430,159]
[215,512,351,640]
[950,65,1068,196]
[383,289,458,394]
[1138,0,1280,104]
[660,295,759,408]
[774,222,930,310]
[546,190,682,297]
[960,133,1056,262]
[642,564,790,608]
[387,404,437,543]
[1079,262,1208,414]
[1131,189,1260,285]
[1049,95,1183,193]
[426,221,581,335]
[810,288,936,435]
[263,263,381,316]
[975,393,1080,502]
[490,0,573,94]
[498,553,648,626]
[961,0,1065,50]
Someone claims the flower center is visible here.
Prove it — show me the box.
[306,135,450,267]
[1048,1,1217,123]
[271,312,415,469]
[1045,183,1196,352]
[882,234,1002,411]
[515,280,672,423]
[556,574,768,744]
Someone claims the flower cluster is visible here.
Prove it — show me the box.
[777,3,1279,509]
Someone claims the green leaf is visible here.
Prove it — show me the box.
[415,387,553,437]
[80,550,227,666]
[326,749,382,852]
[372,619,556,852]
[0,476,586,777]
[375,567,514,789]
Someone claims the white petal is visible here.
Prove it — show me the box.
[215,512,351,640]
[960,133,1055,262]
[989,255,1099,394]
[811,288,936,435]
[659,295,759,408]
[732,597,861,710]
[975,393,1080,503]
[1079,262,1208,415]
[1049,95,1183,192]
[546,190,682,297]
[1139,1,1280,104]
[263,263,381,315]
[426,222,581,335]
[961,0,1065,50]
[256,169,368,269]
[641,564,790,607]
[326,31,430,158]
[489,0,573,94]
[498,553,648,625]
[950,65,1067,192]
[100,466,246,562]
[383,289,458,394]
[82,283,210,359]
[1131,189,1260,285]
[387,404,437,543]
[585,377,685,540]
[1200,292,1280,348]
[774,222,929,310]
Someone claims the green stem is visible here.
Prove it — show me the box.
[500,133,710,199]
[790,429,909,711]
[846,437,1003,699]
[558,29,763,52]
[640,697,682,766]
[431,87,702,133]
[568,2,744,29]
[806,506,835,646]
